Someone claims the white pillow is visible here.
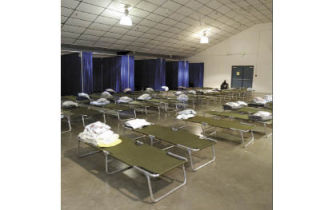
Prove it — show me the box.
[62,101,78,108]
[78,92,90,100]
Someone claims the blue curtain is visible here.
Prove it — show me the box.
[189,63,204,87]
[102,56,122,92]
[135,58,166,91]
[166,61,179,90]
[120,55,135,91]
[166,61,189,89]
[81,52,93,94]
[61,53,81,96]
[93,58,103,93]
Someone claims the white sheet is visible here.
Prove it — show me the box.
[125,119,152,129]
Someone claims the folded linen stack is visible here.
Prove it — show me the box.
[253,97,268,105]
[125,118,152,129]
[101,91,113,99]
[177,94,189,102]
[137,93,151,101]
[263,95,273,102]
[123,88,132,93]
[78,92,91,100]
[249,111,272,121]
[176,109,197,120]
[105,88,116,94]
[90,98,110,106]
[62,100,78,108]
[78,121,121,147]
[161,86,169,91]
[117,96,133,103]
[188,90,196,95]
[146,87,154,92]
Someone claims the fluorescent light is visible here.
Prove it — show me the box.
[120,6,132,26]
[200,36,208,44]
[120,15,132,26]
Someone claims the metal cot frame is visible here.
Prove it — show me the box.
[77,138,187,203]
[128,126,216,171]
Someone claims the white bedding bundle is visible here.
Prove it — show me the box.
[101,91,113,99]
[125,119,152,129]
[188,90,196,95]
[117,96,133,103]
[137,93,151,101]
[146,87,154,92]
[161,86,169,91]
[105,88,115,94]
[177,94,189,102]
[90,98,110,106]
[263,95,273,102]
[78,92,90,100]
[175,91,183,96]
[176,109,196,120]
[78,121,120,146]
[253,97,268,105]
[250,111,272,121]
[62,101,79,108]
[123,88,132,93]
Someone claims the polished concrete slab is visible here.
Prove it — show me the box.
[61,100,272,210]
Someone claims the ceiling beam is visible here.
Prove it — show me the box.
[61,44,186,60]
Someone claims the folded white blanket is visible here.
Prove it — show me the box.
[188,90,196,95]
[178,109,197,115]
[62,100,79,108]
[226,102,241,109]
[123,88,132,93]
[161,86,169,91]
[137,93,151,100]
[90,98,110,106]
[253,97,267,105]
[101,91,113,99]
[176,114,195,120]
[78,92,90,100]
[177,94,189,102]
[106,88,115,93]
[236,101,248,107]
[175,91,183,96]
[263,95,272,102]
[125,119,152,129]
[253,111,272,117]
[117,96,133,103]
[146,87,154,92]
[78,121,119,146]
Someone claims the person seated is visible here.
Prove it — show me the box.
[220,80,229,90]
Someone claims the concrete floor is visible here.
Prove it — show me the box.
[61,101,272,210]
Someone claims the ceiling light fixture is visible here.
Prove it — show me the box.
[120,5,132,26]
[200,31,209,44]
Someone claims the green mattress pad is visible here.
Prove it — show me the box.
[102,136,185,175]
[136,125,213,150]
[62,107,100,116]
[186,116,254,131]
[207,111,249,120]
[238,107,272,114]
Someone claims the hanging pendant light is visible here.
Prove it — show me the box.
[200,31,209,44]
[120,5,132,26]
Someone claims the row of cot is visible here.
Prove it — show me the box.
[62,92,272,203]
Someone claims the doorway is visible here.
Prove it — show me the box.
[231,65,254,88]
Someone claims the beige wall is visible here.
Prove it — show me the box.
[188,23,272,93]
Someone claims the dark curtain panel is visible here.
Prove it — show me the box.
[134,58,166,91]
[61,53,81,96]
[178,61,189,88]
[102,56,122,92]
[120,55,135,91]
[189,63,204,88]
[93,58,103,93]
[166,61,179,90]
[81,52,93,94]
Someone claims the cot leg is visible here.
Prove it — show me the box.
[148,135,155,146]
[144,164,187,203]
[188,145,216,171]
[81,115,88,128]
[145,107,148,115]
[104,152,131,174]
[77,140,101,158]
[133,109,137,118]
[117,112,121,120]
[61,116,72,133]
[244,131,255,148]
[103,113,106,123]
[239,130,245,144]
